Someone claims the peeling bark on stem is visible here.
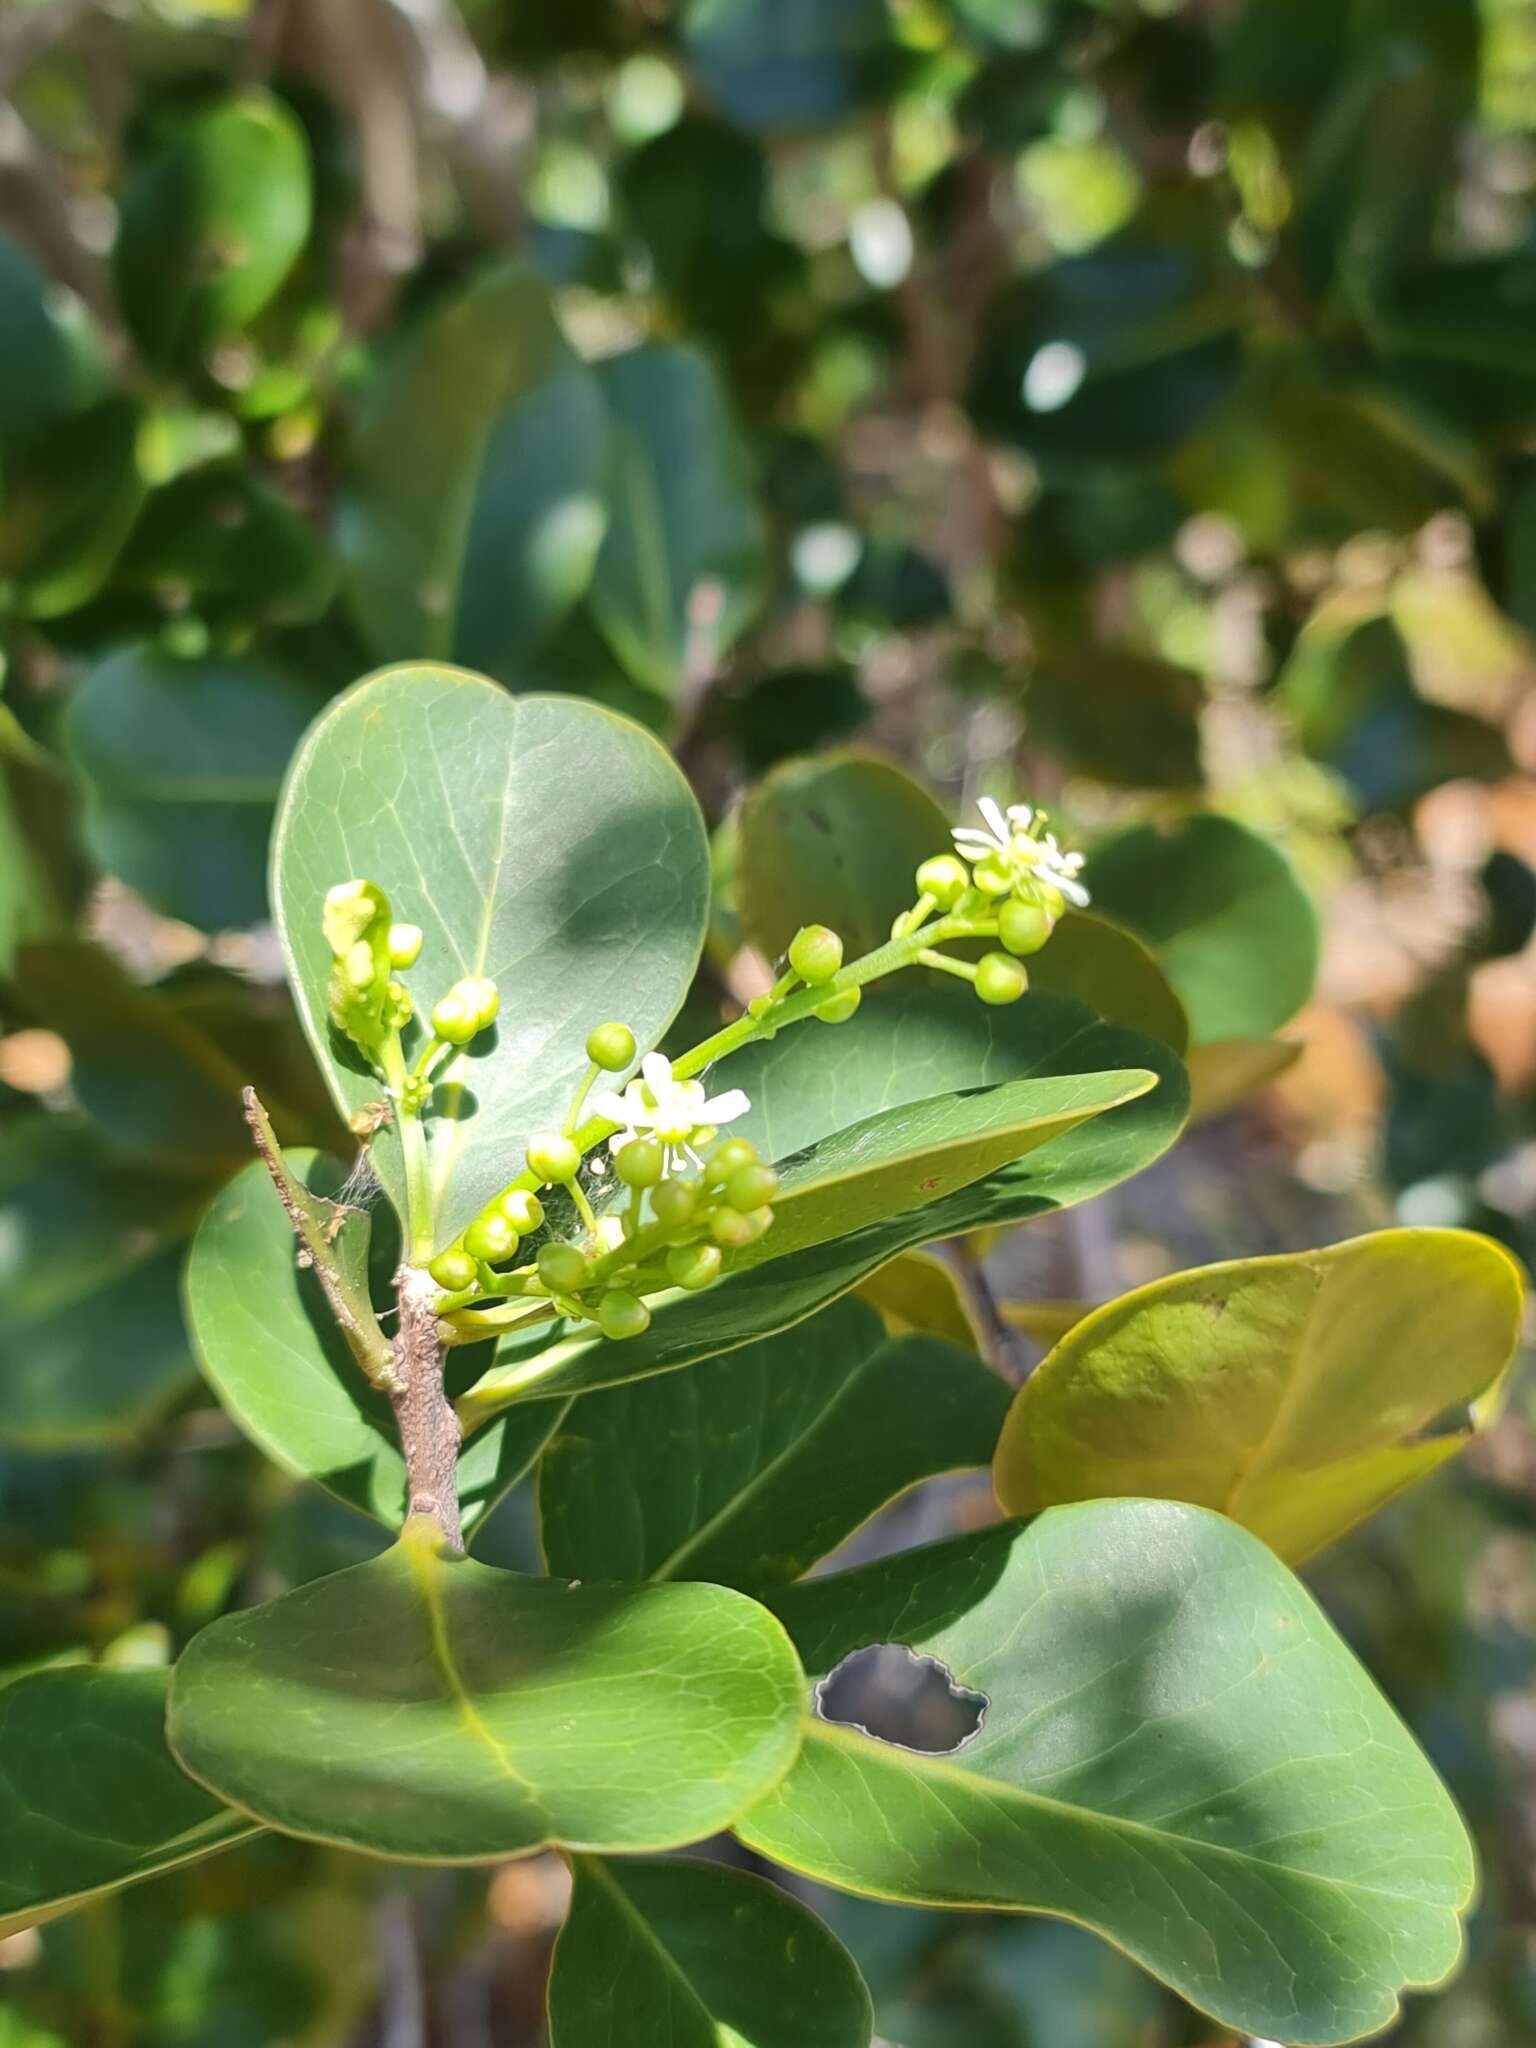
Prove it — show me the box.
[389,1265,464,1553]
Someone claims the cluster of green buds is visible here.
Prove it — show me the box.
[430,1031,776,1344]
[320,797,1088,1342]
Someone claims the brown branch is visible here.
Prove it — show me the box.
[389,1266,464,1553]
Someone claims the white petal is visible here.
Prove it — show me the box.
[641,1051,674,1092]
[1005,803,1036,832]
[976,796,1009,841]
[952,829,999,856]
[1057,875,1091,907]
[590,1089,631,1123]
[699,1088,751,1124]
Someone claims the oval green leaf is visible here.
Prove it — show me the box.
[1085,814,1318,1043]
[993,1227,1524,1562]
[1023,911,1189,1055]
[167,1522,804,1862]
[737,1502,1474,2047]
[1186,1035,1303,1122]
[271,665,710,1244]
[65,646,322,931]
[0,1668,258,1937]
[539,1298,1009,1593]
[114,90,312,374]
[736,753,951,966]
[549,1855,873,2048]
[185,1150,563,1533]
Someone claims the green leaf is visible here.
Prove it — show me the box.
[0,1118,204,1448]
[0,741,81,977]
[683,0,903,130]
[0,1667,257,1936]
[116,466,337,629]
[338,264,604,668]
[539,1298,1010,1592]
[271,664,710,1244]
[167,1521,804,1861]
[1022,911,1189,1055]
[1085,814,1318,1043]
[993,1228,1523,1562]
[18,942,252,1171]
[855,1249,982,1352]
[589,343,765,696]
[0,399,145,619]
[64,646,322,930]
[114,90,312,374]
[462,993,1186,1412]
[1186,1035,1302,1121]
[0,232,107,445]
[549,1855,872,2048]
[736,752,951,966]
[1024,642,1204,791]
[185,1150,563,1531]
[736,1503,1474,2046]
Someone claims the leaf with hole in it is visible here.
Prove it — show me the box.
[539,1298,1009,1593]
[167,1521,804,1862]
[549,1855,872,2048]
[589,343,765,697]
[65,646,323,931]
[271,664,710,1245]
[0,1667,258,1937]
[185,1149,562,1533]
[737,1502,1474,2046]
[993,1228,1523,1562]
[339,264,607,670]
[736,753,951,966]
[114,89,312,375]
[0,1118,206,1449]
[1086,814,1317,1044]
[459,992,1186,1415]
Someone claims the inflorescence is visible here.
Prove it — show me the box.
[319,799,1090,1343]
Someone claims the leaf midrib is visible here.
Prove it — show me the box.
[572,1856,721,2038]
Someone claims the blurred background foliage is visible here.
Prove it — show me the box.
[4,0,1536,2041]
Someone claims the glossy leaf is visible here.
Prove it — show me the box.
[1023,911,1189,1054]
[589,344,765,696]
[549,1855,873,2048]
[339,264,602,667]
[271,664,710,1243]
[64,646,322,930]
[993,1228,1523,1562]
[115,90,312,374]
[462,994,1186,1412]
[0,1118,204,1448]
[737,1502,1474,2045]
[736,752,951,965]
[117,467,337,628]
[186,1150,563,1531]
[168,1521,804,1861]
[539,1298,1009,1592]
[0,399,145,618]
[855,1250,982,1352]
[0,1667,258,1937]
[1086,814,1318,1043]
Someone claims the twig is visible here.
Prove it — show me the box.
[389,1265,464,1553]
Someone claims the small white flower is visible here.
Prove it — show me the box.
[591,1051,750,1172]
[951,798,1090,909]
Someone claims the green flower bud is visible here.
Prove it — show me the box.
[527,1132,581,1182]
[464,1213,517,1263]
[998,896,1052,957]
[587,1021,637,1072]
[788,924,844,985]
[976,951,1028,1005]
[433,977,499,1045]
[322,879,386,957]
[916,854,970,909]
[727,1163,778,1211]
[538,1242,590,1293]
[1038,883,1066,919]
[497,1189,545,1234]
[615,1138,664,1189]
[816,987,862,1024]
[972,857,1014,898]
[741,1205,774,1242]
[650,1179,697,1229]
[705,1137,758,1185]
[428,1248,478,1292]
[387,922,423,969]
[709,1205,754,1249]
[345,939,376,991]
[666,1243,722,1290]
[383,980,413,1029]
[598,1289,651,1340]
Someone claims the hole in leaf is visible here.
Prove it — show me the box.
[815,1644,987,1754]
